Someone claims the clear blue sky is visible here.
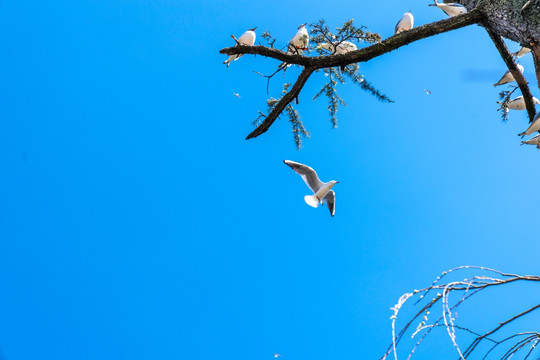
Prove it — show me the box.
[0,1,539,359]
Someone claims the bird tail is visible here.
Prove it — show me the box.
[304,195,320,208]
[428,0,439,6]
[518,131,526,138]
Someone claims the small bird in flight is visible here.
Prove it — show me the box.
[283,160,339,217]
[394,11,414,35]
[428,0,467,17]
[233,93,241,98]
[223,27,257,67]
[424,89,432,95]
[273,354,282,358]
[493,64,524,86]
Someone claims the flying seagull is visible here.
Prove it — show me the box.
[223,27,257,67]
[512,47,531,58]
[394,11,414,35]
[521,134,540,148]
[503,95,540,110]
[493,64,524,86]
[283,160,339,217]
[518,110,540,137]
[319,41,358,71]
[428,0,467,17]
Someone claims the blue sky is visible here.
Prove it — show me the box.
[0,1,539,359]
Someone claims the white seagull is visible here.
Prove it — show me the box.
[394,11,414,35]
[493,64,524,87]
[223,27,257,67]
[288,23,309,54]
[283,160,338,217]
[428,0,467,17]
[504,95,540,110]
[319,41,358,71]
[518,111,540,137]
[512,47,531,58]
[521,134,540,147]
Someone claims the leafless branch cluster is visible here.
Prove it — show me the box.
[381,266,540,360]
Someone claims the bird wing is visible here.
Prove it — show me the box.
[322,190,335,217]
[283,160,323,193]
[394,18,403,34]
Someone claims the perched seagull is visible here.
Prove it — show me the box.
[394,11,414,35]
[289,23,309,53]
[428,0,467,17]
[512,47,531,58]
[493,64,524,86]
[521,134,540,147]
[279,24,309,70]
[518,110,540,137]
[223,27,257,67]
[283,160,338,217]
[504,95,540,110]
[319,41,358,71]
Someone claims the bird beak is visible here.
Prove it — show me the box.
[251,26,258,31]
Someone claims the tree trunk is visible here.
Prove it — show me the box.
[460,0,540,46]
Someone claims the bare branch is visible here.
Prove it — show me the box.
[246,67,315,139]
[485,27,537,122]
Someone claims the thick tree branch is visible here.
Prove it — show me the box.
[485,26,537,122]
[220,10,483,70]
[531,44,540,94]
[246,67,315,139]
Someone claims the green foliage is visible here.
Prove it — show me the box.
[309,19,381,51]
[255,83,309,149]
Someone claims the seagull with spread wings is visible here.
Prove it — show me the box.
[283,160,339,217]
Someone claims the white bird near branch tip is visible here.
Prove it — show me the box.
[223,27,257,67]
[504,95,540,110]
[283,160,338,217]
[518,111,540,137]
[521,134,540,148]
[428,0,467,17]
[493,64,524,86]
[512,47,531,58]
[394,11,414,35]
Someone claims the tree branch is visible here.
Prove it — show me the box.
[485,27,537,122]
[531,44,540,94]
[246,67,315,139]
[220,10,483,70]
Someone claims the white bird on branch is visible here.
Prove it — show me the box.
[428,0,467,17]
[521,134,540,147]
[518,111,540,137]
[319,41,358,71]
[283,160,338,217]
[223,27,257,67]
[512,47,531,58]
[493,64,524,86]
[502,95,540,110]
[394,11,414,35]
[288,23,309,54]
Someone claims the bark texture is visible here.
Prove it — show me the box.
[459,0,540,45]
